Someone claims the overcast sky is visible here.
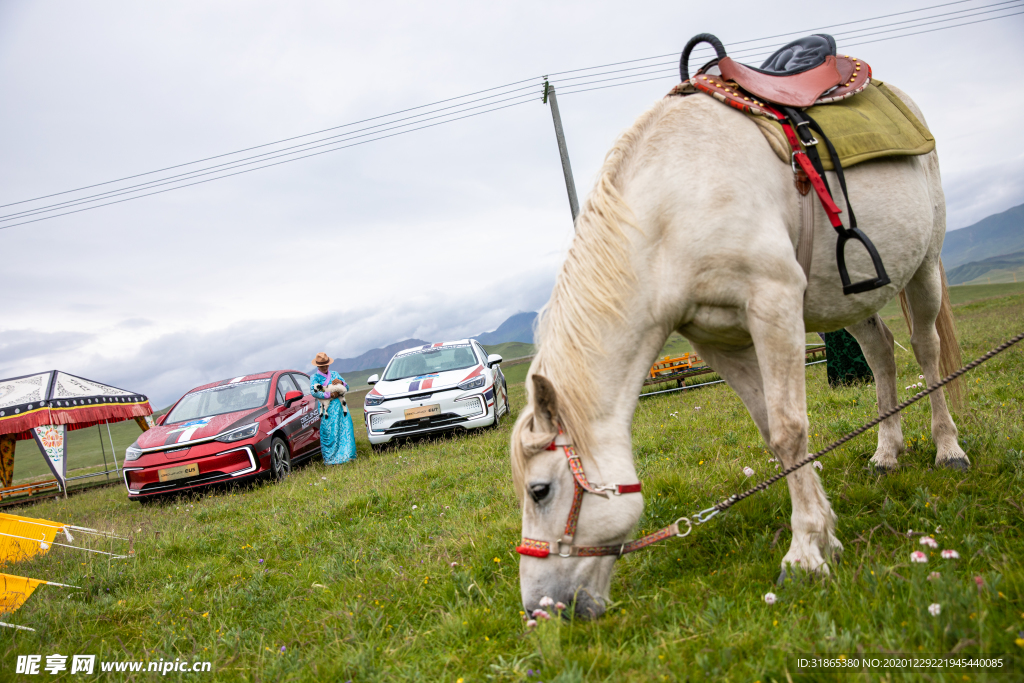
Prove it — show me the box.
[1,0,1022,408]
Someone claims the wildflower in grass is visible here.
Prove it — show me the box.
[694,406,701,411]
[450,562,458,568]
[910,551,927,563]
[493,557,501,564]
[928,603,941,616]
[920,536,938,548]
[533,609,550,620]
[813,461,823,471]
[539,596,554,608]
[974,576,984,587]
[941,549,960,559]
[927,572,941,581]
[280,646,286,653]
[258,559,264,564]
[525,619,537,629]
[763,592,777,605]
[412,505,417,510]
[742,466,755,477]
[918,375,924,379]
[555,602,567,611]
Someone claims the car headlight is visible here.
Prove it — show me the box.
[216,423,260,443]
[365,394,385,407]
[458,376,486,391]
[125,444,143,461]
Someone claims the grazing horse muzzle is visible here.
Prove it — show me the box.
[520,556,613,620]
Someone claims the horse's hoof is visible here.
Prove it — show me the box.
[938,456,970,472]
[776,568,788,586]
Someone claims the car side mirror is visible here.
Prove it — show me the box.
[487,354,503,368]
[367,374,379,385]
[284,390,303,408]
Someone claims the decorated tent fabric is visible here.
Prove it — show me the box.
[0,435,13,487]
[0,573,44,614]
[0,370,152,440]
[0,513,63,565]
[822,330,874,387]
[750,82,935,171]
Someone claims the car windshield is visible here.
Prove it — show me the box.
[382,345,478,381]
[166,379,271,423]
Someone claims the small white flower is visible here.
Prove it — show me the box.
[533,609,551,620]
[813,461,823,471]
[763,592,777,605]
[450,562,458,567]
[412,505,417,510]
[525,619,537,628]
[917,382,924,388]
[927,572,941,581]
[321,476,327,480]
[941,549,960,559]
[928,603,941,616]
[555,602,567,611]
[919,536,938,549]
[694,406,701,411]
[918,375,924,379]
[743,466,755,477]
[910,550,928,563]
[538,596,554,608]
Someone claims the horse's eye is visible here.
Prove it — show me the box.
[529,483,551,504]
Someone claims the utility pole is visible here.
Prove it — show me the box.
[543,79,579,227]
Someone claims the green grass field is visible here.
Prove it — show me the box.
[1,286,1022,681]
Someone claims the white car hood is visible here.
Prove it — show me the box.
[368,364,483,398]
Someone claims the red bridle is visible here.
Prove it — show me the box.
[515,431,691,559]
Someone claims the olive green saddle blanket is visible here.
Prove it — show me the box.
[748,81,935,170]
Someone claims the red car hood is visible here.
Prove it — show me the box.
[138,409,264,449]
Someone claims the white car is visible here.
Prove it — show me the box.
[363,339,510,448]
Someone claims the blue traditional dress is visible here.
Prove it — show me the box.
[310,370,356,465]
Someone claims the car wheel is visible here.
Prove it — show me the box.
[270,437,291,482]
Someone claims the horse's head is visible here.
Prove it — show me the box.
[511,373,644,620]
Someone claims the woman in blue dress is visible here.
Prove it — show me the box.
[310,352,357,464]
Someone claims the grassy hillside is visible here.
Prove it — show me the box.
[2,289,1020,680]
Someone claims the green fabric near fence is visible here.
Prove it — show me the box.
[823,329,873,387]
[759,82,935,171]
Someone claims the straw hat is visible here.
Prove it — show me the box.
[312,352,333,367]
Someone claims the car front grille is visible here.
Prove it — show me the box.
[383,412,474,434]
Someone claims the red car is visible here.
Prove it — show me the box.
[122,370,321,500]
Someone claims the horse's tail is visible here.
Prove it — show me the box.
[898,259,965,412]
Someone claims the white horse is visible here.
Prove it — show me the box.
[511,85,964,619]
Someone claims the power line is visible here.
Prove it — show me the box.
[0,99,538,230]
[2,0,1019,230]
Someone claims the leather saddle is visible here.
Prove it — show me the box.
[681,33,870,109]
[675,33,889,296]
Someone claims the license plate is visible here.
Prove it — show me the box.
[404,404,441,420]
[158,462,199,483]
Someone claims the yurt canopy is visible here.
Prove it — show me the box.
[0,370,151,440]
[0,371,152,491]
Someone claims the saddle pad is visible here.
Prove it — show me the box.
[752,82,935,170]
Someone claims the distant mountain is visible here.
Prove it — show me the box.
[945,250,1024,285]
[942,203,1024,269]
[476,312,537,345]
[333,339,428,373]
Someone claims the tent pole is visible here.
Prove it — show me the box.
[105,421,121,478]
[97,424,110,481]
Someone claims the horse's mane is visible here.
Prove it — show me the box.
[511,98,675,498]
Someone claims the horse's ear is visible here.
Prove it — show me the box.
[531,374,559,433]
